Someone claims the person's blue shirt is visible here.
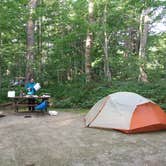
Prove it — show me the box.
[25,80,36,95]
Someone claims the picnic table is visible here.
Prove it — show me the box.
[9,95,50,112]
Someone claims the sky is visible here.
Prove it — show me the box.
[151,7,166,34]
[152,22,166,33]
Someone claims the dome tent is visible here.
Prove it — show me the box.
[85,92,166,133]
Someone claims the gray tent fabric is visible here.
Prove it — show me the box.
[85,92,151,130]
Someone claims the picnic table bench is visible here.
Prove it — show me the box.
[9,95,50,112]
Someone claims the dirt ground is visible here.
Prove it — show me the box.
[0,109,166,166]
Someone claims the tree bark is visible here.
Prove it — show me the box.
[37,0,44,81]
[85,0,94,83]
[138,8,150,82]
[0,33,2,92]
[103,3,112,81]
[0,60,2,92]
[25,0,38,82]
[124,27,139,57]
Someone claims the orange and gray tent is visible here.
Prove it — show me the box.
[85,92,166,133]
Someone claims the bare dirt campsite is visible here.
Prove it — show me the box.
[1,1,166,166]
[0,110,166,166]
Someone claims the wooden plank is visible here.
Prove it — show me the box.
[15,104,38,107]
[0,102,13,107]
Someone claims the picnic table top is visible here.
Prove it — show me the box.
[9,95,51,99]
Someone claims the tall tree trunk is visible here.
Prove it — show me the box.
[130,28,139,54]
[25,0,38,82]
[124,28,139,57]
[0,33,2,92]
[103,3,111,81]
[85,0,94,83]
[37,0,43,81]
[0,62,1,92]
[138,8,150,82]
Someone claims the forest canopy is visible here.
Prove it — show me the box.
[0,0,165,109]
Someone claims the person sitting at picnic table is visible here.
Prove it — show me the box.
[25,78,36,111]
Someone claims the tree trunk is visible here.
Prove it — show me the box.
[37,0,44,81]
[0,33,2,92]
[103,4,112,81]
[25,0,38,82]
[0,63,1,92]
[138,8,150,82]
[124,27,139,57]
[85,0,94,83]
[130,28,139,54]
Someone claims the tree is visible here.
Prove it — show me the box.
[103,2,112,81]
[0,33,2,91]
[138,8,151,82]
[85,0,94,83]
[26,0,38,82]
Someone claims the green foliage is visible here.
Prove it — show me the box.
[0,0,165,112]
[44,79,166,110]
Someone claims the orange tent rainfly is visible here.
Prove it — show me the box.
[85,92,166,133]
